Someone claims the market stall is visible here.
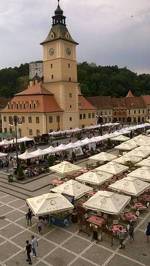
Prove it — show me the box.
[49,161,82,178]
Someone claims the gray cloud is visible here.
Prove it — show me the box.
[0,0,150,73]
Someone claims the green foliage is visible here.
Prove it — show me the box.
[0,62,150,98]
[47,156,56,167]
[16,165,25,180]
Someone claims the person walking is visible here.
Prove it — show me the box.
[25,240,32,265]
[118,228,126,249]
[31,235,38,257]
[127,221,135,241]
[145,222,150,242]
[37,219,43,234]
[26,209,32,226]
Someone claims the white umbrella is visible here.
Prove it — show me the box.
[110,135,130,142]
[76,171,113,186]
[49,161,82,177]
[51,179,92,200]
[29,149,45,158]
[113,155,142,165]
[109,176,150,196]
[127,167,150,182]
[83,190,131,215]
[136,158,150,167]
[94,161,129,175]
[26,193,73,216]
[115,140,138,151]
[127,148,150,159]
[0,152,7,158]
[89,152,117,162]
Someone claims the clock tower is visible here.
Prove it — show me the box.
[41,1,79,129]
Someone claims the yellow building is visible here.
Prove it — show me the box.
[1,2,96,137]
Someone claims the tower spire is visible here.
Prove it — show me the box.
[52,0,66,25]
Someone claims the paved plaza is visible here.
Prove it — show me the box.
[0,191,149,266]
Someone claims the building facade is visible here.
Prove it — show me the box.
[1,2,96,137]
[88,90,147,124]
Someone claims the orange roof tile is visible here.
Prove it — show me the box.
[16,82,52,96]
[142,95,150,105]
[79,95,96,110]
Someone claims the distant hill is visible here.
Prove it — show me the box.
[0,62,150,98]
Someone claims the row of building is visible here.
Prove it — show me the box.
[0,2,150,138]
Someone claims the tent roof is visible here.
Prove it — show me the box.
[115,140,138,151]
[49,161,82,176]
[76,171,113,185]
[89,152,117,162]
[83,190,131,215]
[109,176,150,196]
[110,135,130,142]
[51,180,92,200]
[113,155,142,165]
[128,167,150,182]
[26,193,73,216]
[136,157,150,167]
[94,161,128,175]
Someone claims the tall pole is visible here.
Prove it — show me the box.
[14,116,19,172]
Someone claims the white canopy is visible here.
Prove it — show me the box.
[110,135,130,142]
[76,171,113,186]
[115,140,138,151]
[128,166,150,182]
[0,139,10,146]
[127,148,150,159]
[51,179,92,200]
[83,190,131,215]
[18,150,33,160]
[109,176,150,196]
[89,152,117,162]
[26,193,73,216]
[136,158,150,167]
[94,161,129,175]
[0,152,7,158]
[113,155,142,165]
[49,161,82,177]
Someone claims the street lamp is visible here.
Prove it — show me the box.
[9,115,22,172]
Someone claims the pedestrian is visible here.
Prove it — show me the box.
[92,225,99,243]
[37,219,43,234]
[31,235,38,257]
[118,227,126,249]
[127,221,135,241]
[25,240,32,265]
[145,222,150,242]
[26,208,32,226]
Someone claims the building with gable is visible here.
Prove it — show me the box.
[1,2,96,137]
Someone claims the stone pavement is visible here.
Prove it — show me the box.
[0,191,150,266]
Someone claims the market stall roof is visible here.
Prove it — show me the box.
[89,152,117,162]
[26,193,73,216]
[0,139,10,146]
[0,152,7,158]
[76,171,113,186]
[113,155,142,165]
[94,161,129,175]
[110,135,130,142]
[115,140,138,151]
[127,166,150,182]
[18,150,33,160]
[136,158,150,167]
[49,161,82,177]
[127,148,150,159]
[109,176,150,196]
[83,190,131,215]
[51,179,92,200]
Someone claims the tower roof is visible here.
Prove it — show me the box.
[41,1,78,45]
[126,90,134,98]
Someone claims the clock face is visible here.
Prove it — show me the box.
[66,47,71,56]
[49,48,54,56]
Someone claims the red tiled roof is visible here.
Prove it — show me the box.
[79,95,96,110]
[87,96,113,109]
[16,82,52,96]
[87,95,146,109]
[142,95,150,105]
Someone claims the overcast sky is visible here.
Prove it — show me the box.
[0,0,150,73]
